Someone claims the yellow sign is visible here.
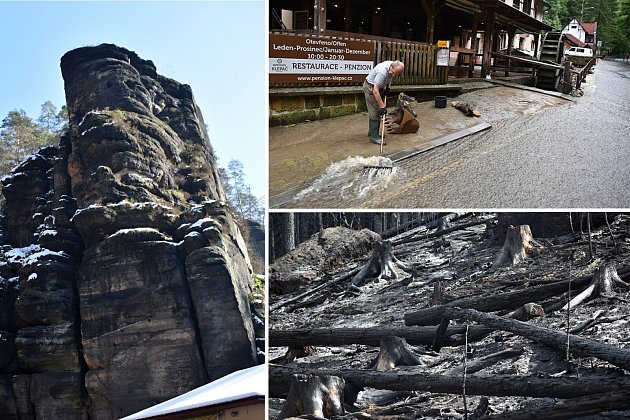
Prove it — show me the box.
[437,40,449,48]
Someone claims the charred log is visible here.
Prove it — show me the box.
[570,310,625,335]
[490,388,630,419]
[404,266,630,326]
[446,346,525,376]
[269,325,492,348]
[393,219,489,246]
[270,265,362,312]
[270,365,630,399]
[432,307,630,371]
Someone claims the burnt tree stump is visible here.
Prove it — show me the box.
[372,336,426,372]
[494,225,542,268]
[350,240,409,290]
[561,263,630,310]
[271,346,316,364]
[278,374,346,419]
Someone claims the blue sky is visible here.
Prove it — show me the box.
[0,0,266,199]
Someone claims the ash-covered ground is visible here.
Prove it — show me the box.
[269,213,630,419]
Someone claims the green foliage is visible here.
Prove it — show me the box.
[546,0,630,55]
[0,101,68,176]
[544,0,568,29]
[1,110,46,174]
[252,274,265,292]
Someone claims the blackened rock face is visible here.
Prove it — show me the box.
[61,43,225,208]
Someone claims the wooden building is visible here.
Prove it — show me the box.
[270,0,551,78]
[269,0,552,124]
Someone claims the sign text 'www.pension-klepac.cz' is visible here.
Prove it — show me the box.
[269,34,375,83]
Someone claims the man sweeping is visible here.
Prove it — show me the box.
[363,60,405,145]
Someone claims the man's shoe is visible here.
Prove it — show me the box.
[370,136,386,145]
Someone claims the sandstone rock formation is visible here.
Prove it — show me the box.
[0,44,262,419]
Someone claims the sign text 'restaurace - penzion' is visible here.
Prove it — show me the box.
[269,34,375,83]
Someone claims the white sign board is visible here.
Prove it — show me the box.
[437,48,450,67]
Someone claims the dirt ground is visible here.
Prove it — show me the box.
[269,213,630,419]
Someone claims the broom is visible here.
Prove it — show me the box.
[362,112,394,175]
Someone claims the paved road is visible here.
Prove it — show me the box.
[383,59,630,208]
[288,59,630,209]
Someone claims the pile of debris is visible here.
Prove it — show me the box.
[269,213,630,419]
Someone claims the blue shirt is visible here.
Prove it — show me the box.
[366,61,394,89]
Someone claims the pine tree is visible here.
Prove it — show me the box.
[218,159,264,225]
[0,109,47,174]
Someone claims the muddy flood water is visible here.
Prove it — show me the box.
[282,60,630,209]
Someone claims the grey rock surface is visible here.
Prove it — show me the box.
[0,44,260,419]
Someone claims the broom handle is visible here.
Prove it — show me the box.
[380,113,385,155]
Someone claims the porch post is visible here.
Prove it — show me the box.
[420,0,445,45]
[480,1,497,78]
[469,12,480,78]
[313,0,326,35]
[533,33,540,59]
[506,25,515,76]
[344,1,351,32]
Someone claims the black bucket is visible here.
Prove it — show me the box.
[434,96,447,108]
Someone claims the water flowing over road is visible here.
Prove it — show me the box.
[288,60,630,209]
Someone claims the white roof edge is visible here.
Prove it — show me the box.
[120,364,266,420]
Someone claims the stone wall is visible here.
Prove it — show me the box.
[269,90,367,126]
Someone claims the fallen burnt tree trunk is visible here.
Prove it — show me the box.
[269,325,493,348]
[404,266,630,326]
[489,388,630,419]
[446,346,525,376]
[269,365,630,399]
[433,307,630,371]
[393,219,489,246]
[270,265,362,312]
[380,213,460,240]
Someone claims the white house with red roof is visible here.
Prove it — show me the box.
[562,18,598,51]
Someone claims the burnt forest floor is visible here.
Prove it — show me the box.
[268,214,630,419]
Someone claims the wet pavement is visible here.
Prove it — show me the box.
[270,59,630,209]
